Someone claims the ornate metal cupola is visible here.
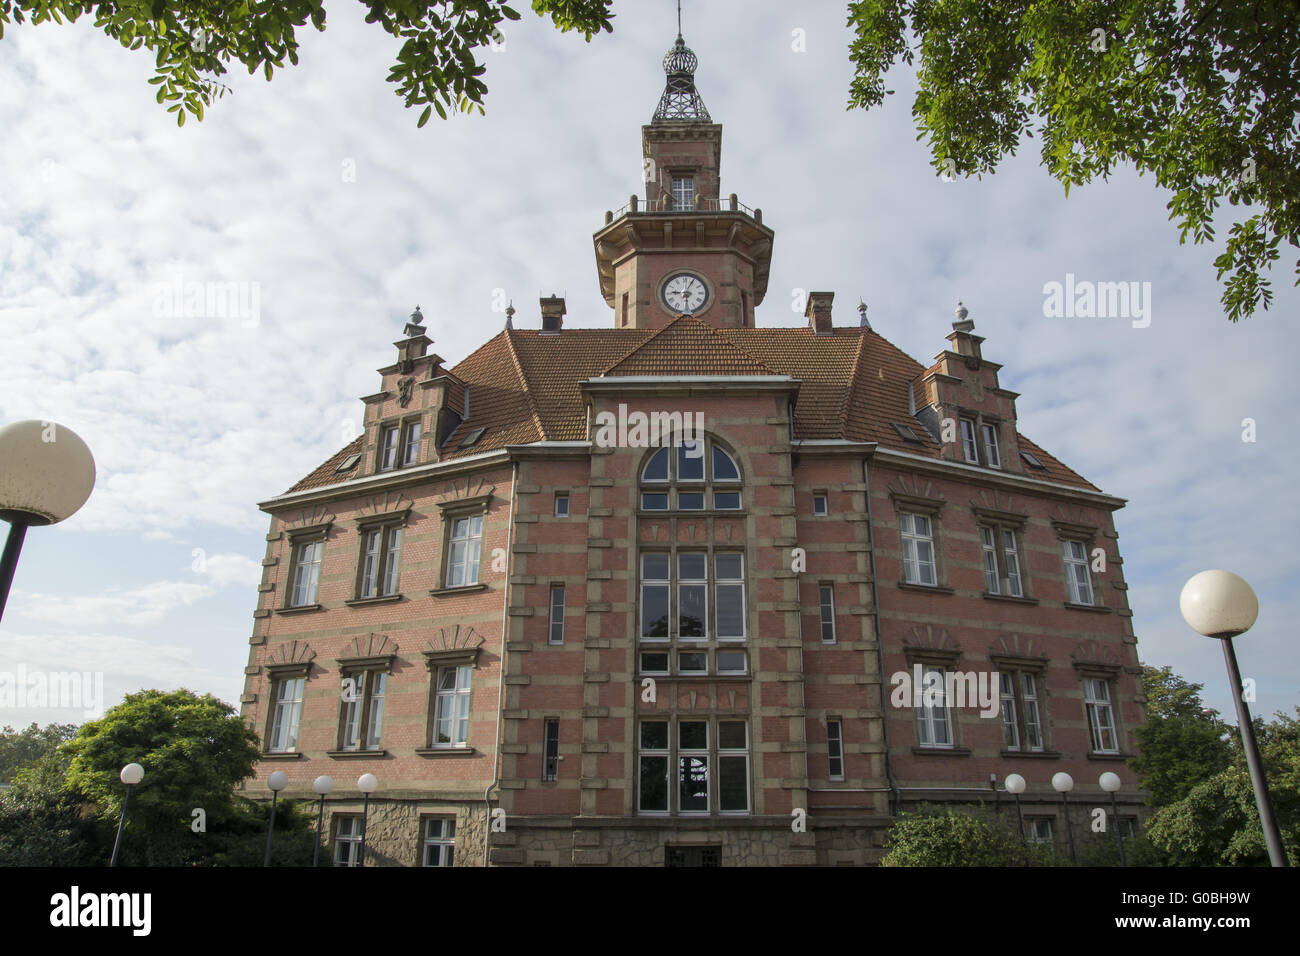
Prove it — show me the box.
[652,33,711,123]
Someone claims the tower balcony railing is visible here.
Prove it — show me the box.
[604,193,763,225]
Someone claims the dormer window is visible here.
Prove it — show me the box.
[403,422,422,465]
[671,176,695,211]
[379,426,400,471]
[379,419,422,471]
[981,424,1001,469]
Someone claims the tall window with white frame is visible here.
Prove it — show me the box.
[421,818,455,867]
[1061,539,1095,605]
[288,537,324,607]
[378,419,421,471]
[548,585,565,644]
[671,176,694,211]
[339,670,387,752]
[432,665,472,747]
[267,674,305,753]
[1000,671,1044,752]
[899,513,937,586]
[445,514,483,588]
[358,524,403,599]
[980,525,1023,597]
[960,418,979,463]
[981,423,1001,468]
[1083,677,1119,754]
[915,665,953,748]
[402,420,422,466]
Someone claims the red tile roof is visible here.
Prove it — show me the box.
[284,317,1098,494]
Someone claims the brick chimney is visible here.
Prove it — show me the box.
[805,291,834,335]
[540,295,566,334]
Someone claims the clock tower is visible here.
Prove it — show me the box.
[593,31,774,330]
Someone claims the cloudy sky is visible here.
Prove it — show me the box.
[2,1,1295,732]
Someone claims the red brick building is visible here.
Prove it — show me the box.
[239,32,1144,866]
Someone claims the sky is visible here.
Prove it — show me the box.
[1,1,1296,733]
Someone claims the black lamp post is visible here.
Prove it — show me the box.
[357,773,377,867]
[1005,773,1026,838]
[1099,772,1127,866]
[1053,772,1076,864]
[1181,570,1288,867]
[312,775,333,867]
[0,420,96,621]
[263,771,288,867]
[110,763,144,867]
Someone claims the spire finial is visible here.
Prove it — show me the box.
[858,299,871,330]
[504,300,515,331]
[652,7,710,123]
[952,300,974,332]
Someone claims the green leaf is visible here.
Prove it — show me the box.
[417,104,432,128]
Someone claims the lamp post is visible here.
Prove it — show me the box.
[109,763,144,868]
[1052,772,1076,863]
[1180,569,1288,867]
[1005,773,1026,838]
[312,775,333,867]
[0,420,96,622]
[1099,772,1126,867]
[357,773,377,867]
[263,771,288,867]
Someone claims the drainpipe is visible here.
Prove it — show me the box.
[483,458,519,866]
[863,457,900,815]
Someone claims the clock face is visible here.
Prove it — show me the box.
[661,273,709,314]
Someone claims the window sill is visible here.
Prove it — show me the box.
[982,592,1039,605]
[430,583,489,598]
[1086,751,1132,761]
[1064,602,1111,613]
[911,746,971,757]
[414,747,477,757]
[999,749,1060,759]
[344,594,403,607]
[260,751,303,760]
[897,582,955,595]
[326,749,389,759]
[275,604,323,615]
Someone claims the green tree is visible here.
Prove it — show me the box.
[1130,664,1233,807]
[881,807,1059,866]
[0,721,79,784]
[63,688,261,865]
[846,1,1300,321]
[1145,709,1300,866]
[0,1,613,127]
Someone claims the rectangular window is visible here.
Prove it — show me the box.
[639,721,670,812]
[678,651,707,675]
[671,176,695,211]
[554,494,569,517]
[1062,539,1094,605]
[1000,671,1045,753]
[980,526,1023,597]
[640,651,669,674]
[1084,678,1118,753]
[340,670,387,752]
[641,553,670,639]
[549,585,565,644]
[899,513,937,586]
[403,421,422,466]
[677,491,706,510]
[678,553,707,638]
[379,425,400,471]
[827,719,844,781]
[813,493,828,516]
[712,490,741,510]
[818,585,836,643]
[1021,673,1044,751]
[333,816,363,867]
[638,719,749,815]
[290,539,323,606]
[641,492,669,510]
[543,718,560,782]
[960,418,979,463]
[916,666,953,748]
[1028,818,1053,844]
[1000,672,1019,750]
[445,514,484,588]
[268,676,305,752]
[432,665,472,747]
[359,525,402,598]
[981,423,1001,468]
[421,818,456,867]
[714,553,745,640]
[716,649,747,674]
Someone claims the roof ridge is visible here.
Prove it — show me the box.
[502,329,549,442]
[599,316,779,377]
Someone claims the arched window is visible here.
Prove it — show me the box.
[639,438,743,511]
